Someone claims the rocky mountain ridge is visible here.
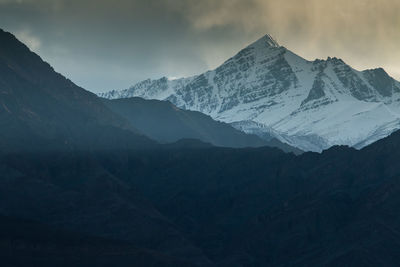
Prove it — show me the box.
[100,34,400,152]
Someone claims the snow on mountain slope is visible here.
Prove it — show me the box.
[99,34,400,152]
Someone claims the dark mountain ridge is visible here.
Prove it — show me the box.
[103,97,302,153]
[0,28,155,151]
[1,131,400,265]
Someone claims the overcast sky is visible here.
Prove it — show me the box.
[1,0,399,93]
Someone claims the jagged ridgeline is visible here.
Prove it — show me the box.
[0,29,300,153]
[100,34,400,152]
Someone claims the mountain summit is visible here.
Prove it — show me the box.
[255,33,280,48]
[100,34,400,152]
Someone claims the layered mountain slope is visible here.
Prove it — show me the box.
[3,129,400,265]
[0,215,196,267]
[100,34,400,152]
[103,97,302,153]
[0,152,211,266]
[0,29,154,151]
[54,129,400,266]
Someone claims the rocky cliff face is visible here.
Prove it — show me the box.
[100,34,400,152]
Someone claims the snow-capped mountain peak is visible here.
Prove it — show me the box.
[99,33,400,152]
[251,33,280,48]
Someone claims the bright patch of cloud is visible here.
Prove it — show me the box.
[15,29,41,52]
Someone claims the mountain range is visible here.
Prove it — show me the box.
[0,28,296,153]
[2,128,400,266]
[1,27,400,266]
[100,34,400,152]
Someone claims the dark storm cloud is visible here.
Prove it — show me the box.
[0,0,399,92]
